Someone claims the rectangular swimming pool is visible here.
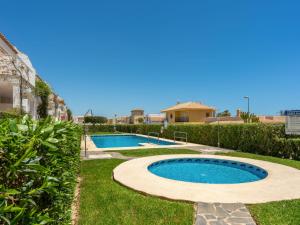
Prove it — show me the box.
[91,135,177,148]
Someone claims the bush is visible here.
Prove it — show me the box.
[35,80,51,119]
[0,115,82,224]
[84,116,107,124]
[86,123,300,160]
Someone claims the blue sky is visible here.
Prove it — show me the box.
[1,0,300,117]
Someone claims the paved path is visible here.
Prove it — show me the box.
[81,150,135,160]
[170,145,234,154]
[195,202,256,225]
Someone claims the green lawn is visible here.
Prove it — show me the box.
[219,151,300,225]
[110,148,200,157]
[78,159,194,225]
[78,150,300,225]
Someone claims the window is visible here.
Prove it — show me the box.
[206,113,210,117]
[170,113,173,119]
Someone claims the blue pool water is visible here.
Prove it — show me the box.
[91,135,177,148]
[148,158,268,184]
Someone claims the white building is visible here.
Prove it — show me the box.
[0,33,37,118]
[47,93,68,121]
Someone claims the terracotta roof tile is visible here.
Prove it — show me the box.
[162,102,215,112]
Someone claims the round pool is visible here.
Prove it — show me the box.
[148,158,268,184]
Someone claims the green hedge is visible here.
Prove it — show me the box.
[87,123,300,160]
[0,116,82,224]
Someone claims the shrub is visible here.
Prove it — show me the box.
[84,116,107,124]
[35,80,51,119]
[86,123,300,160]
[0,115,82,224]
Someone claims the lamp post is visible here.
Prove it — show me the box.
[215,108,220,148]
[114,114,117,132]
[83,109,93,158]
[244,96,250,123]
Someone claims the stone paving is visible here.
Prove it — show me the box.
[81,150,136,160]
[170,145,233,154]
[195,202,256,225]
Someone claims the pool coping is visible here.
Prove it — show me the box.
[113,154,300,203]
[84,133,200,151]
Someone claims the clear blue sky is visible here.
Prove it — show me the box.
[1,0,300,117]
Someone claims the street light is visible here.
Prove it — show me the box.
[83,109,93,158]
[244,96,250,123]
[114,114,117,132]
[215,108,220,148]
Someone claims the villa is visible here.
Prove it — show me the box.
[0,32,68,120]
[162,101,215,123]
[0,33,38,118]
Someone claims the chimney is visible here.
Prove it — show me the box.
[236,109,241,117]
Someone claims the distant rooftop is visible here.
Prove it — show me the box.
[161,101,215,112]
[131,108,144,112]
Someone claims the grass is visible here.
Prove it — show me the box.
[219,151,300,225]
[110,148,200,157]
[78,148,300,225]
[78,159,194,225]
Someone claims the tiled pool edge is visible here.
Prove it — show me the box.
[113,154,300,203]
[84,133,200,151]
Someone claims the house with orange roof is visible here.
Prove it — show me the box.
[161,101,215,123]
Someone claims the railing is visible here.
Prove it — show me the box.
[174,131,188,144]
[148,132,160,144]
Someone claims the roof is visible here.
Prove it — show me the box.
[0,33,18,54]
[161,102,215,112]
[131,108,144,112]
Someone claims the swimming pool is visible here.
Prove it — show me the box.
[148,158,268,184]
[91,135,177,148]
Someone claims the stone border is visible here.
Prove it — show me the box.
[84,133,200,151]
[113,154,300,203]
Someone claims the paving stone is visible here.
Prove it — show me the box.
[196,202,256,225]
[209,221,227,225]
[226,217,254,224]
[215,206,230,218]
[239,208,249,212]
[222,203,244,211]
[231,211,252,217]
[195,215,208,225]
[198,202,216,214]
[205,214,216,220]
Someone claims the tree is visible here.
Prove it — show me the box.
[67,108,73,121]
[35,79,51,119]
[240,111,259,123]
[84,116,107,124]
[217,110,231,117]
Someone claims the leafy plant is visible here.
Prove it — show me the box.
[0,115,82,224]
[35,80,51,119]
[240,111,259,123]
[217,110,231,117]
[84,116,107,124]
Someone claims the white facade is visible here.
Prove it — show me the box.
[0,33,37,118]
[47,93,68,121]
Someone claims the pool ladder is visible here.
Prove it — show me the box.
[174,131,188,144]
[148,132,160,144]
